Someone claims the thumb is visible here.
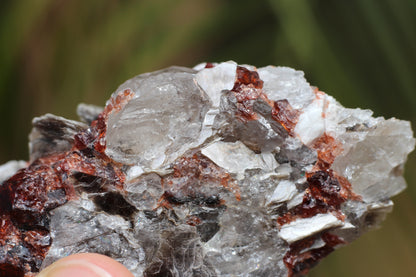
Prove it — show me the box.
[37,253,134,277]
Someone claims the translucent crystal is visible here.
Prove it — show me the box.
[105,67,210,171]
[0,62,414,277]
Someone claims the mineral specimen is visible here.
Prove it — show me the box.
[0,61,414,277]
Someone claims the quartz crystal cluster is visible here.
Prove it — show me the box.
[0,61,414,277]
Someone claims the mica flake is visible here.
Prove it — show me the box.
[0,61,414,277]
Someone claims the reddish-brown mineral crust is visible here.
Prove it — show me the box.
[309,133,361,201]
[0,155,69,276]
[0,214,43,277]
[231,66,302,137]
[22,230,51,256]
[0,158,70,275]
[277,129,361,275]
[75,89,134,154]
[233,66,264,90]
[0,265,24,277]
[271,99,300,136]
[158,151,240,210]
[92,89,134,152]
[6,158,71,226]
[284,232,345,277]
[0,216,21,258]
[332,171,362,202]
[231,66,264,122]
[277,171,346,226]
[102,89,135,119]
[311,133,343,171]
[283,236,316,276]
[55,150,125,191]
[0,90,134,276]
[278,130,361,224]
[186,215,203,226]
[307,170,346,207]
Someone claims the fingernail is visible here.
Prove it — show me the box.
[37,259,113,277]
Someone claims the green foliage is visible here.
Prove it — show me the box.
[0,0,415,275]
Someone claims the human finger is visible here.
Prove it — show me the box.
[37,253,134,277]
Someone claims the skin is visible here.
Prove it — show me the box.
[37,253,134,277]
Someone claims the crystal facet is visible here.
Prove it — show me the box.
[0,62,414,277]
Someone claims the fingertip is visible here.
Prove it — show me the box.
[37,253,134,277]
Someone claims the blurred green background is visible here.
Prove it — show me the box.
[1,0,415,276]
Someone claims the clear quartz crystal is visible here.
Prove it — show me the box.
[105,67,210,171]
[0,62,414,277]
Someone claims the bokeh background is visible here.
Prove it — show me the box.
[1,0,415,276]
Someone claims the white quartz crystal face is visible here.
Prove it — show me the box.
[257,66,315,110]
[294,95,326,145]
[195,61,237,108]
[4,61,414,277]
[201,140,276,178]
[266,180,298,205]
[278,213,344,244]
[332,118,415,200]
